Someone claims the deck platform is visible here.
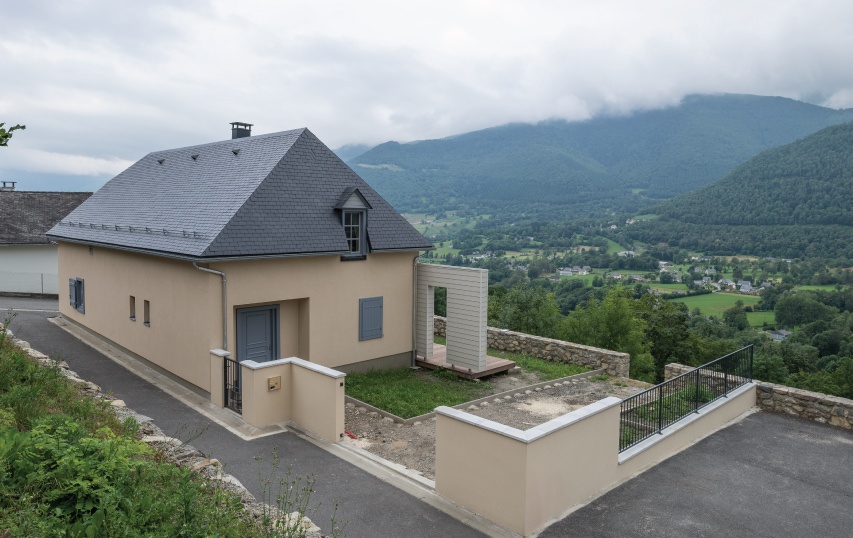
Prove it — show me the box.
[416,343,516,380]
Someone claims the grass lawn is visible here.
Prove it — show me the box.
[747,310,776,327]
[437,335,590,380]
[486,349,589,380]
[796,284,839,291]
[345,368,492,418]
[603,237,628,255]
[671,292,761,318]
[649,283,689,294]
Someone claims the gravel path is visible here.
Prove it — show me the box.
[343,375,649,480]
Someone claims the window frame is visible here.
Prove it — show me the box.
[342,209,367,259]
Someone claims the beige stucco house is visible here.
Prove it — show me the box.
[47,124,433,401]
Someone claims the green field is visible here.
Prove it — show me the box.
[404,212,488,237]
[604,238,628,255]
[649,283,689,294]
[795,284,839,291]
[747,310,776,327]
[671,292,761,318]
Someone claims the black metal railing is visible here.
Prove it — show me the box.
[224,357,242,414]
[619,345,753,452]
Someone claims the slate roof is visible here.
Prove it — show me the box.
[0,191,91,245]
[46,128,433,259]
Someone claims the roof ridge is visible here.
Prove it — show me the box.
[148,127,307,156]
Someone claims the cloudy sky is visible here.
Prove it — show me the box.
[2,0,853,192]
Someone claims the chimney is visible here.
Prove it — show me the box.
[0,181,15,192]
[230,122,253,139]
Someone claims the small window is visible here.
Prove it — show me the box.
[359,296,383,341]
[129,296,136,321]
[143,300,150,327]
[343,210,366,257]
[68,278,85,314]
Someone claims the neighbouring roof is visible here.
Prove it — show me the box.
[0,191,91,245]
[47,128,432,259]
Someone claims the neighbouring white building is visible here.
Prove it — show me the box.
[0,183,90,294]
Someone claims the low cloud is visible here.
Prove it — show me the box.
[1,149,134,177]
[2,0,853,190]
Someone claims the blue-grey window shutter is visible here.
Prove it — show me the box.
[69,278,77,308]
[359,297,383,341]
[76,279,85,314]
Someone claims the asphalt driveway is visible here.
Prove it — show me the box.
[541,411,853,537]
[2,299,488,538]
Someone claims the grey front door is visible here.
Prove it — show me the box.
[236,305,279,363]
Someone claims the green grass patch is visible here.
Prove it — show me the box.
[603,237,627,255]
[795,284,839,291]
[486,349,590,380]
[631,214,660,221]
[436,336,590,380]
[671,292,761,318]
[747,310,776,327]
[345,368,492,418]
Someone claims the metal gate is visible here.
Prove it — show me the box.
[224,357,242,414]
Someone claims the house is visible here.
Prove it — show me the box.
[768,329,792,342]
[0,183,90,294]
[582,265,591,273]
[704,268,717,276]
[572,266,582,273]
[617,251,636,257]
[46,125,435,401]
[609,272,622,280]
[559,268,573,276]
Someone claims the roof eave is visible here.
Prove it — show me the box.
[47,235,432,262]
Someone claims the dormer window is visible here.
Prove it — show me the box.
[344,210,365,255]
[335,187,373,260]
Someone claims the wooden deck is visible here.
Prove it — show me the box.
[416,343,515,380]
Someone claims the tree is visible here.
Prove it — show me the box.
[491,284,561,338]
[0,122,26,146]
[723,300,750,331]
[560,289,654,381]
[634,295,690,382]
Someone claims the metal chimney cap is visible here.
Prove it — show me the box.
[230,122,253,139]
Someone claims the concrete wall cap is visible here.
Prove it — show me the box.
[436,396,622,444]
[239,357,346,379]
[209,349,231,357]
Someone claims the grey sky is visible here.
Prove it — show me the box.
[2,0,852,192]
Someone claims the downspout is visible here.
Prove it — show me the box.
[193,262,228,351]
[411,253,420,367]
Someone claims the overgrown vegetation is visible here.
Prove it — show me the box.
[0,323,340,537]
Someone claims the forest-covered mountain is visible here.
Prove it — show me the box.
[622,121,853,258]
[349,94,853,216]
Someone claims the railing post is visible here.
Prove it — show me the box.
[694,368,700,413]
[657,384,664,435]
[723,352,729,396]
[749,345,753,382]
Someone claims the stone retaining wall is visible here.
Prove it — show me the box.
[0,323,324,536]
[434,316,630,378]
[665,362,853,431]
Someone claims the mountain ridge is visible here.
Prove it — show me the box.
[348,94,853,217]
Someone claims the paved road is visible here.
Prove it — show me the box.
[2,300,487,538]
[542,411,853,538]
